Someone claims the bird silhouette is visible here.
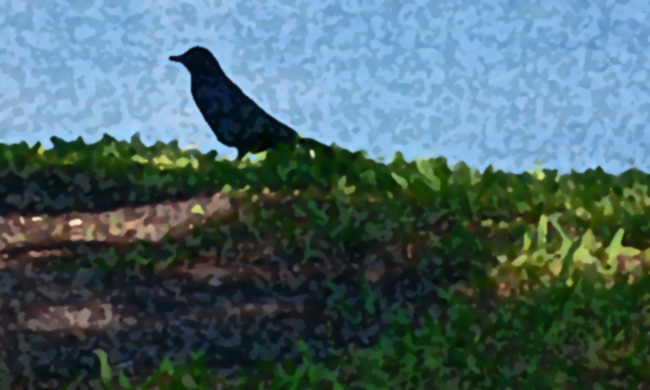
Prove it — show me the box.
[170,46,328,160]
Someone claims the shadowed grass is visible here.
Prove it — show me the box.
[3,135,650,389]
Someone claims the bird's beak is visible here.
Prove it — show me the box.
[169,55,181,62]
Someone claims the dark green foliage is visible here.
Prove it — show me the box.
[6,135,650,389]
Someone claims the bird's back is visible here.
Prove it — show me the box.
[191,71,298,156]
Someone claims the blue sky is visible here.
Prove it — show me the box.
[1,0,649,174]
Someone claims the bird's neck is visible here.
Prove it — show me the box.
[191,72,231,90]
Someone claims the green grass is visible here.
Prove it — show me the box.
[4,134,650,389]
[62,268,650,389]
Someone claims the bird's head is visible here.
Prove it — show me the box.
[169,46,222,73]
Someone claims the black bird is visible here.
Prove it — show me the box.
[170,46,327,160]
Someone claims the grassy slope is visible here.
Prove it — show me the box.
[1,135,650,389]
